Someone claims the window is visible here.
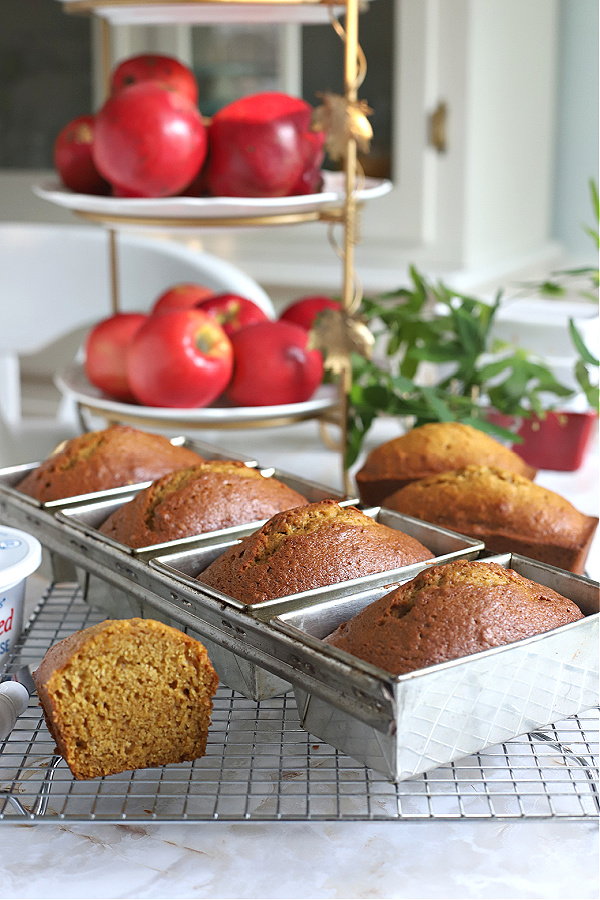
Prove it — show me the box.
[301,0,395,179]
[191,24,282,117]
[0,0,92,169]
[184,1,396,180]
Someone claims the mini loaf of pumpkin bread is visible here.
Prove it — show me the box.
[355,421,537,506]
[33,618,219,780]
[16,424,205,503]
[324,559,584,676]
[382,465,598,575]
[197,498,434,604]
[98,460,309,548]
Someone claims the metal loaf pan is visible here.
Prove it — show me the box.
[46,471,355,702]
[271,554,600,781]
[141,512,483,700]
[54,467,353,618]
[0,436,259,580]
[150,508,484,620]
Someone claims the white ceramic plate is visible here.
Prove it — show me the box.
[55,1,368,26]
[55,362,340,426]
[33,172,393,221]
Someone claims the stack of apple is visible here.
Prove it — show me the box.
[54,54,325,199]
[84,286,341,409]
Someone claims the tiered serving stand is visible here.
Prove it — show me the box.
[37,0,393,490]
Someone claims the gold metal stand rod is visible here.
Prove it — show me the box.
[339,0,360,495]
[74,209,325,228]
[99,21,120,313]
[343,0,359,314]
[99,17,112,100]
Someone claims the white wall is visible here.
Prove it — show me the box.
[552,0,599,261]
[463,0,558,270]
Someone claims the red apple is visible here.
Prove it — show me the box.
[205,92,324,198]
[279,295,341,331]
[226,320,324,407]
[289,129,326,195]
[126,309,233,408]
[54,114,111,195]
[84,312,147,402]
[196,293,271,336]
[180,163,210,197]
[92,82,208,198]
[110,53,199,106]
[151,283,216,316]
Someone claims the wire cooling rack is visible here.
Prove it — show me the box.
[1,581,598,824]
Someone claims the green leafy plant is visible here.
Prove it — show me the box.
[347,351,497,469]
[569,319,599,411]
[345,266,576,468]
[526,180,599,305]
[345,180,599,469]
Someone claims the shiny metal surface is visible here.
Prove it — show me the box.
[140,512,482,699]
[0,453,359,699]
[0,464,483,702]
[151,508,484,618]
[274,554,600,780]
[0,436,260,581]
[0,582,598,823]
[54,465,353,560]
[53,465,355,698]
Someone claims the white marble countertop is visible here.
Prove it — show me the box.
[1,417,598,900]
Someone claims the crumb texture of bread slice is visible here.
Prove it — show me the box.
[33,618,218,780]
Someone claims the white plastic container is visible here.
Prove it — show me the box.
[0,527,42,667]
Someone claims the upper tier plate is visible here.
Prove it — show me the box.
[56,0,363,25]
[34,173,392,225]
[56,362,340,427]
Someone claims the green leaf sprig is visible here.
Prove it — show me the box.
[569,319,600,410]
[346,266,577,468]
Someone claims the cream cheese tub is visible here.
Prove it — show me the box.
[0,527,42,667]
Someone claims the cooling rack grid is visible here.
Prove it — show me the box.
[1,581,598,824]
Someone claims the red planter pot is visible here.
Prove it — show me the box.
[487,409,598,472]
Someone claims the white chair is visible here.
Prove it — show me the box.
[0,222,274,465]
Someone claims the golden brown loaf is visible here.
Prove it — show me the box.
[355,422,537,505]
[382,465,598,574]
[33,618,219,780]
[98,460,309,548]
[197,499,434,604]
[324,559,584,676]
[16,425,205,502]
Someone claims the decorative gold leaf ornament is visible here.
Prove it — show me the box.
[309,307,375,375]
[312,92,373,161]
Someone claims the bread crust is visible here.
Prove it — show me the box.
[198,499,434,604]
[98,461,308,548]
[383,465,598,574]
[324,559,584,675]
[355,422,537,505]
[16,425,205,502]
